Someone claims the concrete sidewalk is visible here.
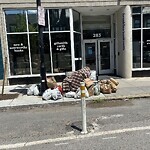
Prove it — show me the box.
[0,77,150,109]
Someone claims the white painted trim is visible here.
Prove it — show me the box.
[26,10,32,75]
[111,14,115,73]
[7,32,29,34]
[80,13,84,68]
[50,31,70,33]
[141,11,143,68]
[132,68,150,71]
[8,73,65,78]
[47,10,53,73]
[69,8,75,71]
[115,12,119,76]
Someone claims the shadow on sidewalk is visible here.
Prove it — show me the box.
[9,85,30,95]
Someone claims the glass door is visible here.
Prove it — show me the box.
[98,40,113,74]
[83,39,113,75]
[83,40,98,72]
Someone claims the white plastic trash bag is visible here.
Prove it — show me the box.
[51,88,62,100]
[89,70,97,81]
[27,84,38,96]
[74,87,89,99]
[42,89,52,100]
[93,83,100,95]
[65,91,76,98]
[33,85,40,96]
[42,88,62,101]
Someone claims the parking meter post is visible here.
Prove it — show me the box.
[80,82,87,134]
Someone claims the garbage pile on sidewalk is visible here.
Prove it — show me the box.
[27,67,119,100]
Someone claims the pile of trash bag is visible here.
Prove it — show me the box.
[27,67,119,100]
[63,77,119,98]
[27,76,63,101]
[62,67,91,92]
[99,78,119,94]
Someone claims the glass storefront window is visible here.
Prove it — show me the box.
[51,32,72,73]
[5,10,27,33]
[30,34,52,74]
[73,10,81,32]
[49,9,70,31]
[44,10,49,31]
[132,15,141,28]
[74,33,81,58]
[132,6,150,69]
[75,60,82,70]
[143,14,150,28]
[28,10,38,32]
[74,33,82,70]
[143,29,150,67]
[29,34,40,74]
[132,7,141,14]
[5,8,81,76]
[132,30,141,68]
[7,34,30,75]
[43,33,51,73]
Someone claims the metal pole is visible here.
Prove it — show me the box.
[80,82,87,134]
[36,0,47,95]
[2,57,7,95]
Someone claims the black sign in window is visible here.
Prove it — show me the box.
[83,29,111,39]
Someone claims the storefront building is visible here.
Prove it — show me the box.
[0,0,150,84]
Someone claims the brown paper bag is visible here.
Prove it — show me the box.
[84,78,94,88]
[47,77,57,89]
[110,82,117,93]
[87,85,94,96]
[100,83,112,94]
[110,78,119,86]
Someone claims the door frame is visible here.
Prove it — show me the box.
[83,39,114,75]
[98,39,114,74]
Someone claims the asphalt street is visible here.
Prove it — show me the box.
[0,98,150,149]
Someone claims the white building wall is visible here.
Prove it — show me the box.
[0,0,150,8]
[116,5,132,78]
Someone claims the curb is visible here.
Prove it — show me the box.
[104,94,150,100]
[0,94,150,111]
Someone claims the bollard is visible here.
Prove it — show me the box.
[80,82,87,134]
